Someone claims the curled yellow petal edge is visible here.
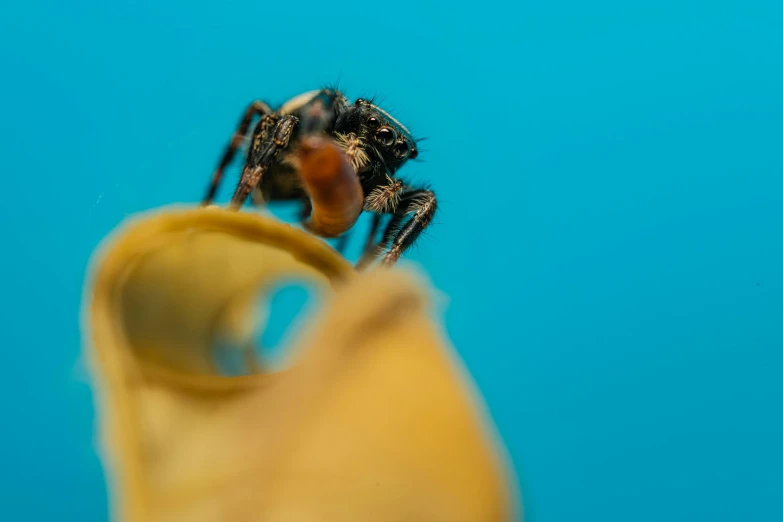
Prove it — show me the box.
[81,205,521,522]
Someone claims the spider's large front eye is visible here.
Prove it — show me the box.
[375,127,396,147]
[393,140,410,159]
[367,116,380,129]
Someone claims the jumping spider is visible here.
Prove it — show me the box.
[202,88,437,268]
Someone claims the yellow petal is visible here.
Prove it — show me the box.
[82,205,519,522]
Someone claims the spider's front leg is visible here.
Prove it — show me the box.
[229,114,298,209]
[229,89,345,210]
[357,186,438,268]
[203,100,272,205]
[381,188,437,265]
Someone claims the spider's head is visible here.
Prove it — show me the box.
[334,98,419,176]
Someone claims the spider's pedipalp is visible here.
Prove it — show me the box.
[363,175,403,213]
[334,132,370,172]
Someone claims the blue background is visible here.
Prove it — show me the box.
[1,1,781,520]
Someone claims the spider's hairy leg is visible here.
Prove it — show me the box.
[379,188,438,267]
[228,114,298,210]
[203,100,272,205]
[355,188,437,269]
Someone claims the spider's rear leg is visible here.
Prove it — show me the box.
[203,100,272,205]
[229,114,298,209]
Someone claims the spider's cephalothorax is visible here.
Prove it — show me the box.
[202,88,437,268]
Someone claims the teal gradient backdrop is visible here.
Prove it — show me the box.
[1,1,781,520]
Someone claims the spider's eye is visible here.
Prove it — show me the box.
[375,127,396,146]
[355,98,364,105]
[393,140,410,159]
[409,146,418,159]
[367,116,380,129]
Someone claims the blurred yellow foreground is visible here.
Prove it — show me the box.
[81,206,519,522]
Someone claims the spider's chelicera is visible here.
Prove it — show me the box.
[202,87,437,268]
